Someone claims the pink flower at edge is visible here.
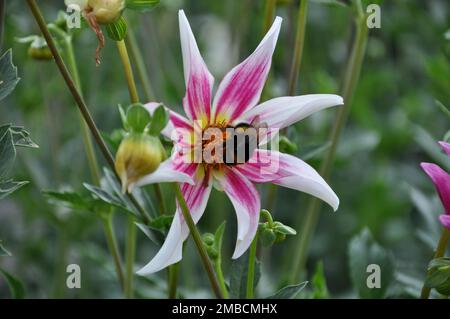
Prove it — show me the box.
[420,141,450,231]
[136,10,344,275]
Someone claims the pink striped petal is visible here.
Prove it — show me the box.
[137,167,212,275]
[134,158,194,188]
[237,94,343,130]
[439,214,450,230]
[179,10,214,124]
[438,141,450,157]
[421,163,450,215]
[144,102,192,139]
[214,168,261,259]
[212,17,282,124]
[235,149,339,211]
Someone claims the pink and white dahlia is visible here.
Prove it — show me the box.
[137,10,343,275]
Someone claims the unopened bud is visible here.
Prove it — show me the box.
[115,134,164,193]
[88,0,125,24]
[28,46,52,61]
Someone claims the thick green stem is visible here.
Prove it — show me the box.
[102,212,125,291]
[173,183,224,299]
[214,257,229,299]
[125,215,136,298]
[167,263,179,299]
[263,0,277,34]
[26,0,151,224]
[421,228,450,299]
[287,0,308,97]
[246,231,259,299]
[290,3,369,283]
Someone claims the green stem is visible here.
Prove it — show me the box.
[102,212,125,291]
[246,231,259,299]
[421,228,450,299]
[26,0,151,224]
[287,0,308,97]
[153,184,166,215]
[214,256,229,299]
[168,263,179,299]
[125,25,154,101]
[173,183,224,299]
[263,0,277,34]
[125,214,136,298]
[116,39,139,104]
[290,2,369,283]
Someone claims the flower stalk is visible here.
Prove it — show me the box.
[246,231,259,299]
[290,0,369,283]
[173,183,224,299]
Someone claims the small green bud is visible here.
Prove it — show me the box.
[279,135,298,155]
[88,0,125,24]
[202,233,215,246]
[115,133,164,193]
[28,46,52,61]
[260,228,276,247]
[274,232,286,243]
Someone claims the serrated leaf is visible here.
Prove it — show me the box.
[348,228,395,299]
[229,252,261,298]
[0,241,11,256]
[8,126,38,148]
[44,190,104,212]
[0,129,16,178]
[83,183,135,215]
[311,261,329,299]
[125,0,159,12]
[266,282,308,299]
[105,16,127,41]
[148,104,168,136]
[0,268,25,299]
[0,50,20,101]
[126,103,151,133]
[0,180,28,200]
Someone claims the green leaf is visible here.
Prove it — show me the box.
[0,241,12,256]
[148,215,174,232]
[125,0,160,12]
[348,228,395,299]
[83,183,135,215]
[148,104,168,136]
[105,16,128,41]
[272,221,297,235]
[0,180,29,200]
[436,100,450,120]
[0,129,16,178]
[118,104,128,129]
[8,126,38,148]
[0,268,25,298]
[44,190,105,212]
[265,282,308,299]
[126,103,151,133]
[229,252,261,298]
[0,49,20,101]
[311,261,330,299]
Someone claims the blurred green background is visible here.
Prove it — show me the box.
[0,0,449,298]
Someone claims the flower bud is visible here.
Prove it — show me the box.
[115,134,164,193]
[88,0,125,24]
[433,266,450,295]
[260,227,276,247]
[27,46,53,61]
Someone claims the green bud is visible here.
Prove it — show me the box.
[260,228,276,247]
[115,133,164,193]
[274,232,286,243]
[425,258,450,295]
[202,233,215,246]
[279,135,298,155]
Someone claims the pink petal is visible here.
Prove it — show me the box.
[137,166,212,274]
[134,158,194,188]
[438,141,450,157]
[144,102,192,139]
[421,163,450,215]
[235,149,339,211]
[179,10,214,124]
[237,94,343,130]
[214,168,261,259]
[212,17,282,124]
[439,214,450,230]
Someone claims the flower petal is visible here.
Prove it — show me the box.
[179,10,214,124]
[237,94,343,130]
[439,214,450,230]
[439,141,450,157]
[137,167,212,275]
[235,149,339,211]
[421,162,450,215]
[212,17,282,124]
[144,102,192,139]
[134,158,194,188]
[214,168,261,259]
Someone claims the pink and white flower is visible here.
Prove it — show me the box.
[137,10,343,275]
[420,141,450,230]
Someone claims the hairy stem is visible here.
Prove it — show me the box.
[290,2,369,283]
[421,228,450,299]
[26,0,151,224]
[173,183,224,298]
[246,231,259,299]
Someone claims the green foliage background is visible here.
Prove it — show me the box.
[0,0,449,298]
